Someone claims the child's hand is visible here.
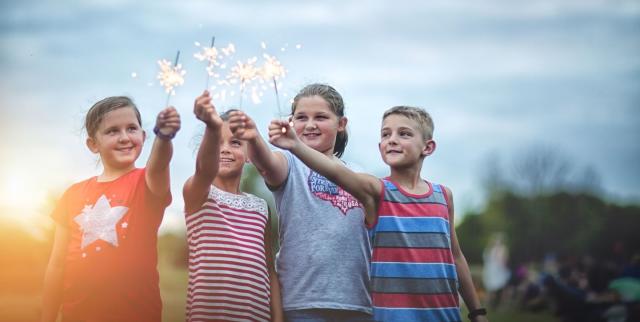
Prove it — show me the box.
[194,90,222,129]
[228,110,259,141]
[155,106,181,138]
[268,119,299,150]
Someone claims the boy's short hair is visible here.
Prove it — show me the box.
[382,106,434,140]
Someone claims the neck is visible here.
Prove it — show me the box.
[212,176,242,195]
[98,164,136,182]
[389,163,426,192]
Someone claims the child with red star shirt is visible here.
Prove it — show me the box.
[41,96,181,322]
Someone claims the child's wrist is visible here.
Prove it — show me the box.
[153,126,176,140]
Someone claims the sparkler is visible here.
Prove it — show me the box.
[259,53,286,117]
[157,50,185,107]
[194,36,218,90]
[226,57,258,108]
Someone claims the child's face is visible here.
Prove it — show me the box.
[87,107,145,171]
[292,95,346,156]
[216,122,248,179]
[379,114,434,168]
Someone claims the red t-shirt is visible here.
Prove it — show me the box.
[51,168,171,322]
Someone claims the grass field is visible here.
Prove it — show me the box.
[0,238,560,322]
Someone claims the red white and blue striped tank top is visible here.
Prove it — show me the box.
[368,178,462,322]
[185,185,271,322]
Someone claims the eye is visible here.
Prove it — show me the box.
[231,140,242,147]
[400,131,412,137]
[294,115,307,121]
[381,132,390,138]
[127,126,139,132]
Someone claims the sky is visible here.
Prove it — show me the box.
[1,0,639,235]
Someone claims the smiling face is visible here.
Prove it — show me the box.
[291,95,347,157]
[379,114,435,169]
[216,122,248,179]
[86,107,145,173]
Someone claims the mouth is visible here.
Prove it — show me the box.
[116,146,135,153]
[302,132,321,138]
[386,150,402,155]
[220,157,235,163]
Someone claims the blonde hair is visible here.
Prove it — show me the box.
[382,106,434,140]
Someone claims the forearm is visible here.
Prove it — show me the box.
[194,126,221,182]
[248,135,280,178]
[41,265,64,322]
[147,138,173,178]
[455,255,483,312]
[269,269,283,322]
[290,142,342,182]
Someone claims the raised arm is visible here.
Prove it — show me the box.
[445,187,489,322]
[145,106,181,197]
[183,91,224,214]
[268,119,381,224]
[227,111,288,188]
[41,223,69,322]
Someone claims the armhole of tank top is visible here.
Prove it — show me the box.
[440,184,451,213]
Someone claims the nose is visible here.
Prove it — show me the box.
[118,130,131,143]
[304,119,317,130]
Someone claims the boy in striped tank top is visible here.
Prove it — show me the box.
[268,106,488,322]
[183,91,283,322]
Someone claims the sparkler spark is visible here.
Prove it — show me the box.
[260,54,286,80]
[157,59,186,94]
[226,57,258,108]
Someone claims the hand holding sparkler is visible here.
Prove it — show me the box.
[227,110,260,142]
[154,107,181,140]
[268,119,299,150]
[194,90,223,130]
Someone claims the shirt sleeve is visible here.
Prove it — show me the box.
[50,188,72,227]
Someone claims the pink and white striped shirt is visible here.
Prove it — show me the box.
[185,185,271,322]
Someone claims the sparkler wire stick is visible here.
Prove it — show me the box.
[204,36,215,90]
[165,50,181,107]
[272,77,282,117]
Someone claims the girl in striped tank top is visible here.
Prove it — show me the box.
[268,106,488,322]
[183,91,283,322]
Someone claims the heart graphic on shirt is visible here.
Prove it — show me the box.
[308,171,362,215]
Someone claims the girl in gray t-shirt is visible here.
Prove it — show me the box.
[228,84,373,322]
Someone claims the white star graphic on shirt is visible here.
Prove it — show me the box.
[74,194,128,250]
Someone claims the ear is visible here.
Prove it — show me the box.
[143,129,147,142]
[422,139,436,157]
[86,137,99,154]
[338,116,348,132]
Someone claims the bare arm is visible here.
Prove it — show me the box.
[183,91,224,214]
[445,187,489,322]
[264,212,283,322]
[227,111,288,188]
[268,120,381,225]
[41,224,70,322]
[146,106,181,197]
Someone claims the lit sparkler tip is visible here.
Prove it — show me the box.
[131,72,137,78]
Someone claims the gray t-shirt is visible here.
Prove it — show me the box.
[273,151,372,313]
